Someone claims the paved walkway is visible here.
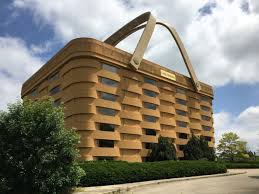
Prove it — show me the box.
[132,169,259,194]
[74,169,253,194]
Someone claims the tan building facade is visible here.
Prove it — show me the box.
[21,13,214,162]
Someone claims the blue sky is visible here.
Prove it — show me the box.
[0,0,258,151]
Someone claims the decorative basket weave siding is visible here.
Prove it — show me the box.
[22,12,214,162]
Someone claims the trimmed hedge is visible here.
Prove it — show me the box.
[79,160,227,187]
[223,162,259,169]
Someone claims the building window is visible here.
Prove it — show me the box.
[176,87,185,94]
[143,89,157,98]
[201,96,210,102]
[176,121,188,128]
[144,77,156,85]
[100,92,117,101]
[202,125,212,131]
[178,133,188,139]
[49,72,59,81]
[201,105,210,111]
[53,99,61,107]
[97,139,114,148]
[202,115,210,121]
[101,77,118,87]
[143,102,156,110]
[99,123,115,132]
[96,156,114,161]
[98,107,117,116]
[145,129,156,136]
[204,136,212,141]
[179,145,185,151]
[145,143,152,149]
[144,115,158,123]
[30,89,37,96]
[176,98,187,105]
[102,63,118,73]
[50,86,60,95]
[176,109,187,116]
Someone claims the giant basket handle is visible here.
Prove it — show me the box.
[105,12,156,70]
[104,12,201,92]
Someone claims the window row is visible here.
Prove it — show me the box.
[97,123,158,137]
[96,140,203,150]
[99,75,211,106]
[102,63,157,86]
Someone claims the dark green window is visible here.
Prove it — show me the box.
[102,63,118,73]
[144,77,156,85]
[99,123,115,132]
[178,133,188,139]
[100,92,117,101]
[50,86,60,95]
[98,107,117,116]
[176,121,188,128]
[202,125,211,131]
[176,87,185,94]
[201,96,210,102]
[30,89,37,96]
[101,77,118,87]
[144,115,157,123]
[49,73,59,81]
[98,140,114,148]
[202,115,210,121]
[176,98,187,105]
[145,129,156,136]
[176,109,187,116]
[143,89,157,97]
[143,102,156,110]
[201,105,210,111]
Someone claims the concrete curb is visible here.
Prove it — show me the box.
[74,170,246,194]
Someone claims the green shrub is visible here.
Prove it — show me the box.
[0,98,85,194]
[149,136,177,162]
[79,160,227,187]
[221,161,259,169]
[183,135,216,161]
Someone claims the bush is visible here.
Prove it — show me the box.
[0,98,85,194]
[221,161,259,169]
[149,136,177,161]
[79,160,227,187]
[183,135,216,161]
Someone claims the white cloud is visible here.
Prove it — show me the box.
[214,106,259,152]
[0,36,43,110]
[12,0,259,87]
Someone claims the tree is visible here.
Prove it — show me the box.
[148,136,177,161]
[217,132,248,162]
[183,135,216,161]
[0,98,85,194]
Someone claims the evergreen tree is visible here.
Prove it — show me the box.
[149,136,177,162]
[183,135,216,161]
